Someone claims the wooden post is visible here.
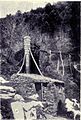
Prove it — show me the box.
[69,54,72,74]
[41,83,43,101]
[49,50,52,63]
[24,36,30,73]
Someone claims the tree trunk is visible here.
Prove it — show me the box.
[57,58,60,74]
[59,51,64,77]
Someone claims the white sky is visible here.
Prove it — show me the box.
[0,0,80,18]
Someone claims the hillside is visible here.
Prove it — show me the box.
[0,2,80,100]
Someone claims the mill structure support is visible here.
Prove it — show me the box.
[24,36,31,73]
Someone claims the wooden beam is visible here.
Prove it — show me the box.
[24,36,30,73]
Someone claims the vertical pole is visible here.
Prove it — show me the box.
[41,83,43,101]
[24,36,30,73]
[59,51,64,77]
[49,50,52,63]
[69,54,72,74]
[57,58,60,74]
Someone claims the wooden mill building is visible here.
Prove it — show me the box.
[11,36,65,116]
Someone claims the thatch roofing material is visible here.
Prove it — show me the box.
[14,73,64,84]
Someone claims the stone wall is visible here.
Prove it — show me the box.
[10,75,36,100]
[42,82,65,116]
[11,74,65,116]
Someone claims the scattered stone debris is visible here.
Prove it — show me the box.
[11,73,65,117]
[65,98,80,120]
[0,77,9,83]
[0,76,44,119]
[1,75,80,120]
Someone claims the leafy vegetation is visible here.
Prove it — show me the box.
[0,2,80,100]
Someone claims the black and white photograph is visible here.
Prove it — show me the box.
[0,0,80,120]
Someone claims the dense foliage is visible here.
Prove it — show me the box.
[0,2,80,100]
